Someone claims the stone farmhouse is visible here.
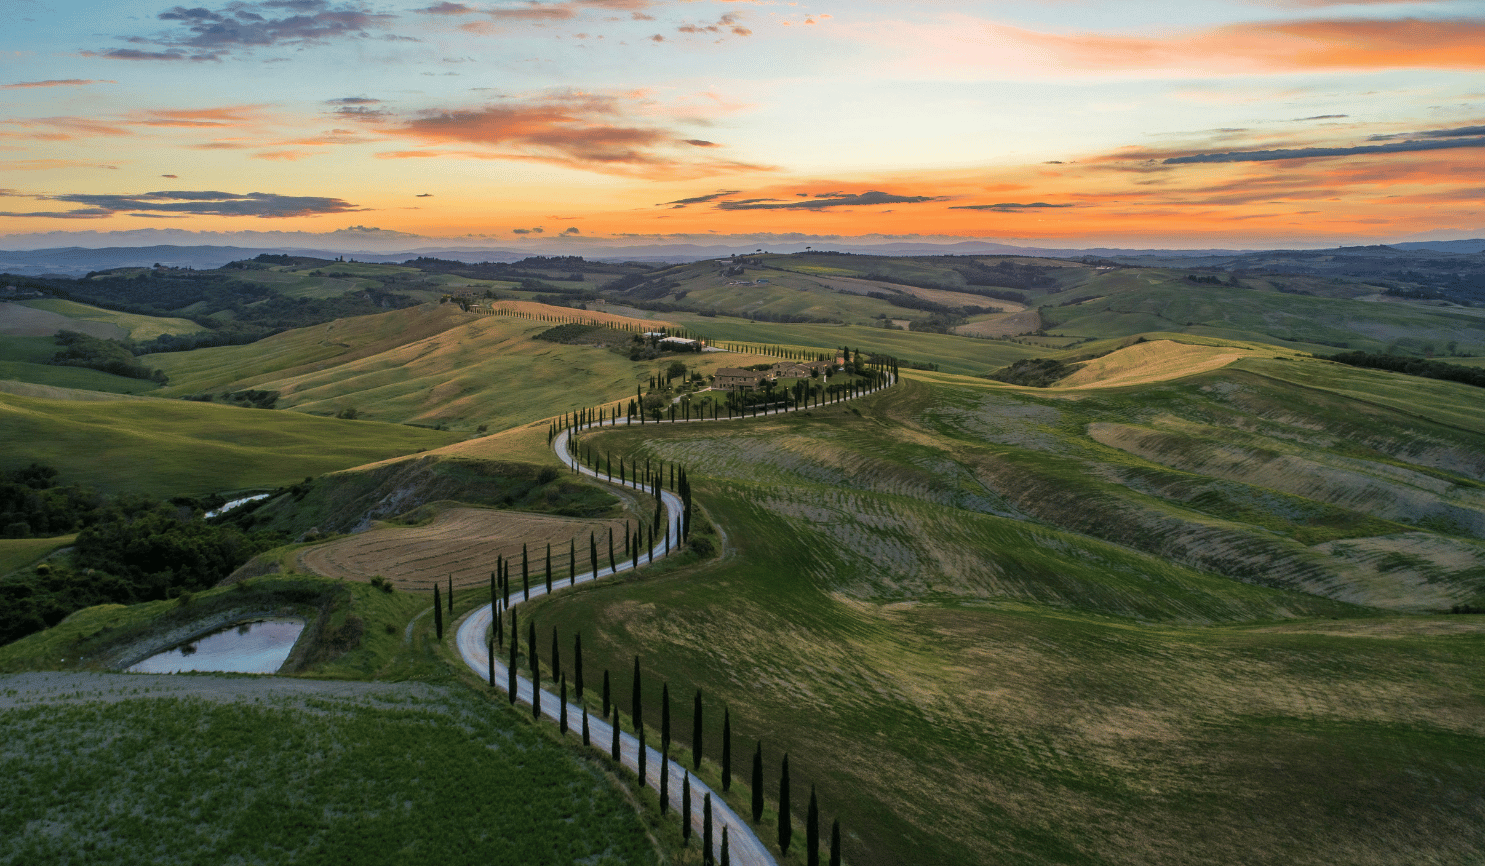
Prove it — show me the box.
[769,359,834,379]
[713,367,769,392]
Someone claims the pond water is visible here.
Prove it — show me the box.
[127,618,306,674]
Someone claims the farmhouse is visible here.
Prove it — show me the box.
[659,336,701,351]
[713,367,769,392]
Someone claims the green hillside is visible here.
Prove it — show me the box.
[0,387,457,496]
[522,357,1485,866]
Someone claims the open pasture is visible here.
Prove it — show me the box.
[297,506,635,591]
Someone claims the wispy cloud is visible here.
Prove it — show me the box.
[714,191,939,210]
[950,202,1075,211]
[2,79,115,89]
[89,0,398,61]
[0,189,364,219]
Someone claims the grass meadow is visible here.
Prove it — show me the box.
[518,364,1485,866]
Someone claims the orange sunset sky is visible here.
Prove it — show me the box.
[2,0,1483,250]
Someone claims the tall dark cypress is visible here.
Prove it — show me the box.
[693,689,704,771]
[507,623,518,704]
[582,704,590,747]
[447,574,453,612]
[545,542,552,594]
[632,655,643,728]
[487,637,495,687]
[433,584,443,639]
[611,708,621,761]
[807,786,819,866]
[751,742,764,822]
[602,669,611,717]
[703,792,714,865]
[522,543,529,600]
[496,605,503,647]
[608,527,615,572]
[779,754,792,854]
[529,619,540,719]
[682,772,692,845]
[721,827,730,866]
[490,571,497,610]
[590,532,598,578]
[721,707,732,790]
[638,725,647,786]
[829,819,840,866]
[569,537,576,586]
[574,633,584,699]
[661,682,671,750]
[551,626,561,683]
[559,673,568,734]
[660,745,670,815]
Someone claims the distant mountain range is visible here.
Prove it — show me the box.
[1,239,1481,278]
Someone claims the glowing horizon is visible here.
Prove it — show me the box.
[3,0,1482,249]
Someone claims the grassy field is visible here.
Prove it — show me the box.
[0,387,458,496]
[0,535,75,577]
[20,298,204,341]
[151,304,776,431]
[515,362,1485,866]
[0,335,164,395]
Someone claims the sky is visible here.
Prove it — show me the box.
[1,0,1483,250]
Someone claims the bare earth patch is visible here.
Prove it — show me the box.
[1055,339,1252,389]
[297,506,632,591]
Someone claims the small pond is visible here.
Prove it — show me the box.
[127,618,306,674]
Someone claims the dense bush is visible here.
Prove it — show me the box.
[1325,351,1485,389]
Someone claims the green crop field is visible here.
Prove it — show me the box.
[20,298,204,341]
[521,357,1485,866]
[0,388,458,496]
[0,536,75,577]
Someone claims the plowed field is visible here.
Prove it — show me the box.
[298,507,636,591]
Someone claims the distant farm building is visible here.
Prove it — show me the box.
[713,368,769,392]
[770,359,833,379]
[659,336,701,350]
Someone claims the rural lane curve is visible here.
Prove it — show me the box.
[457,372,896,866]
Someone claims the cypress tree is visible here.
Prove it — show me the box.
[590,532,598,578]
[522,543,529,600]
[545,542,552,594]
[721,707,731,791]
[574,633,584,699]
[569,537,576,586]
[559,673,568,734]
[495,605,503,647]
[830,819,840,866]
[551,626,561,683]
[661,682,671,750]
[447,574,453,612]
[703,792,714,865]
[490,570,497,610]
[807,786,819,866]
[779,754,792,854]
[487,637,495,687]
[660,745,670,815]
[602,669,611,717]
[692,689,704,771]
[433,584,443,639]
[608,527,615,572]
[611,708,621,761]
[721,827,730,866]
[507,623,518,704]
[582,704,590,746]
[632,530,639,569]
[751,742,764,822]
[638,725,647,786]
[682,772,692,844]
[632,656,643,726]
[529,619,540,719]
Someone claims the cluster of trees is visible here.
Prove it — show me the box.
[0,464,283,645]
[1324,351,1485,389]
[983,357,1085,387]
[51,331,167,383]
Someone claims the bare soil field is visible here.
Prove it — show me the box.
[297,506,634,591]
